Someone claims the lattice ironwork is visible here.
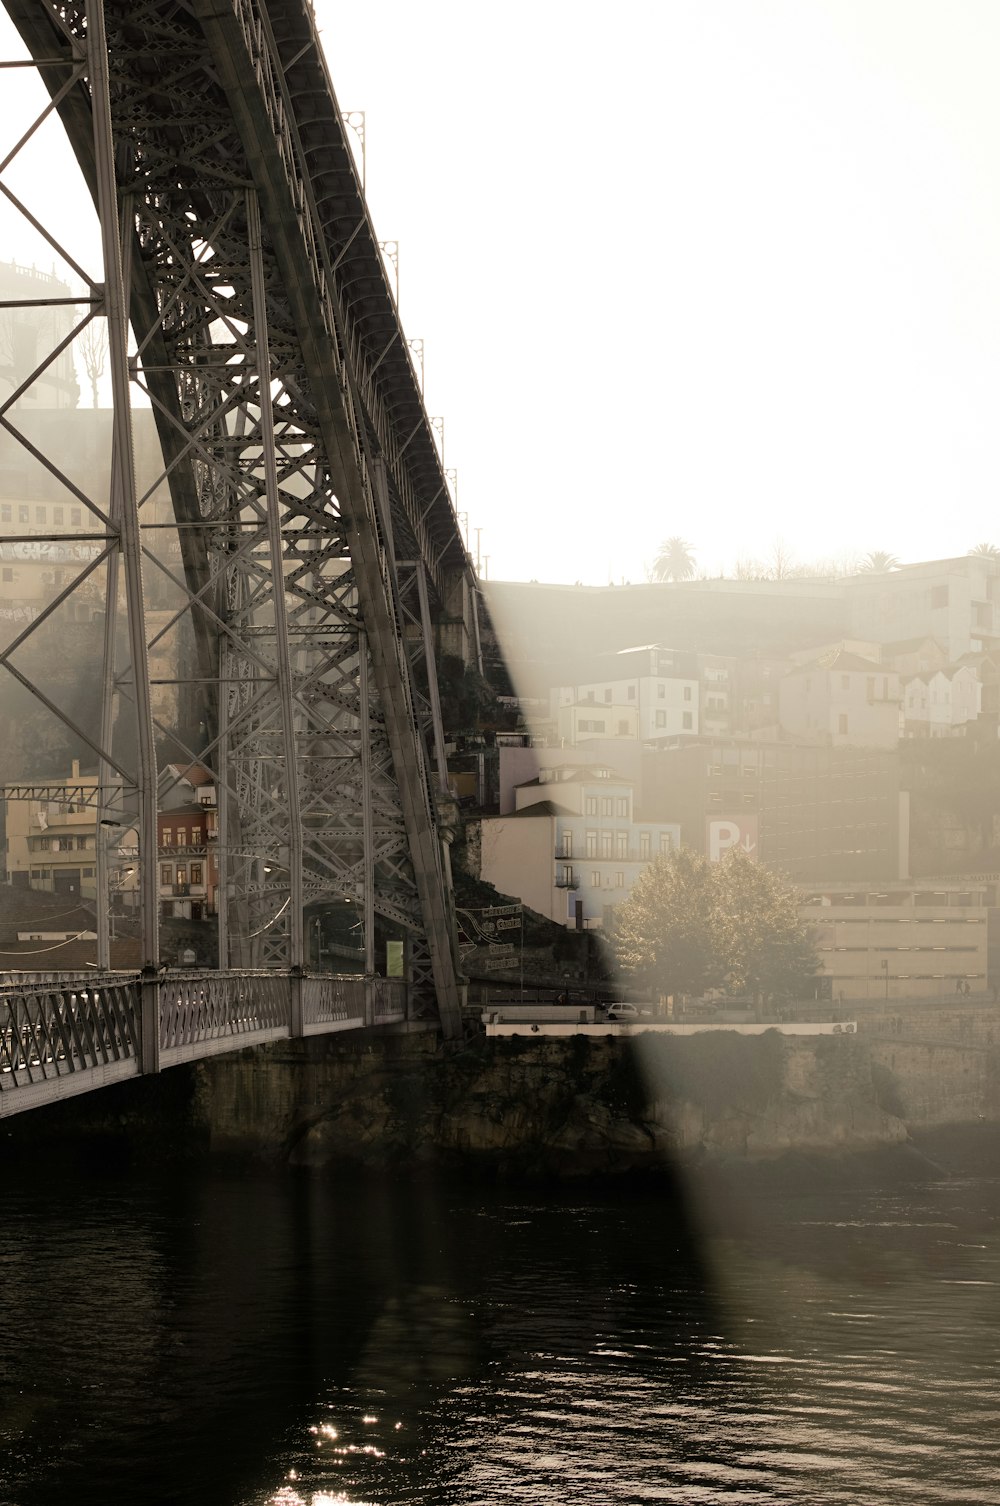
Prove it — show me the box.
[0,979,140,1091]
[0,0,478,1037]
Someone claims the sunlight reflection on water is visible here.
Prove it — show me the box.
[1,1170,999,1504]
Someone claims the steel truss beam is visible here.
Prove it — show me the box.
[1,0,469,1035]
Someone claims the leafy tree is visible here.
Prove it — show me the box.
[858,550,900,572]
[652,536,696,582]
[613,847,722,997]
[712,849,819,1009]
[969,542,1000,560]
[613,846,819,1011]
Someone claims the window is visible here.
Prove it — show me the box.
[71,508,82,526]
[682,712,693,729]
[53,506,64,526]
[683,686,692,701]
[35,505,46,524]
[600,832,613,858]
[604,688,612,702]
[560,865,575,887]
[82,866,94,878]
[627,685,636,700]
[590,871,601,888]
[161,827,172,846]
[18,505,28,523]
[176,828,187,848]
[190,862,203,885]
[838,713,848,734]
[585,831,598,858]
[76,836,88,850]
[585,797,597,816]
[560,832,573,859]
[176,865,187,886]
[639,832,651,860]
[659,832,674,854]
[191,825,202,844]
[601,797,612,816]
[1,568,11,583]
[657,684,665,699]
[0,504,10,522]
[655,710,666,728]
[616,798,628,817]
[161,864,172,884]
[615,872,625,888]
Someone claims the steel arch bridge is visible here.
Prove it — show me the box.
[0,0,482,1106]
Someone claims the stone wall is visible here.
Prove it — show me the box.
[188,1026,1000,1175]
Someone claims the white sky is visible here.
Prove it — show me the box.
[4,1,1000,584]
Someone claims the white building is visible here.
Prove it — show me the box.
[779,649,901,748]
[554,645,699,745]
[480,763,681,928]
[902,665,981,737]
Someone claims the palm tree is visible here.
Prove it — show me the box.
[969,542,1000,560]
[858,550,900,573]
[652,536,696,582]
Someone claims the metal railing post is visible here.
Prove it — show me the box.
[139,968,160,1075]
[290,965,304,1038]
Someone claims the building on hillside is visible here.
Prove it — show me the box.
[640,737,908,882]
[479,763,680,929]
[802,878,996,1001]
[879,636,950,677]
[901,664,981,738]
[778,649,901,747]
[158,803,217,920]
[159,762,216,810]
[553,646,699,745]
[1,759,128,901]
[845,556,1000,662]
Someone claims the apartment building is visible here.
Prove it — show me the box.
[2,759,124,901]
[480,763,680,928]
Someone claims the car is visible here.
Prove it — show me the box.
[605,1003,643,1021]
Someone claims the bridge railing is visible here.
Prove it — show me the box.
[0,968,411,1114]
[0,978,141,1106]
[158,971,291,1066]
[302,975,365,1032]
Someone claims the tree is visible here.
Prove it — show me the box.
[711,849,819,1010]
[613,846,819,1011]
[858,551,900,573]
[652,536,696,582]
[969,542,1000,560]
[613,847,722,998]
[78,320,108,409]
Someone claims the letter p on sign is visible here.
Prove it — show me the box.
[709,820,741,862]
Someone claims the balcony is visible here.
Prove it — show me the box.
[172,883,190,896]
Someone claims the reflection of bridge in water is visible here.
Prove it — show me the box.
[1,0,484,1107]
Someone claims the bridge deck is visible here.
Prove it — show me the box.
[0,971,407,1116]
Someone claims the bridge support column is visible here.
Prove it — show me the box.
[139,968,160,1076]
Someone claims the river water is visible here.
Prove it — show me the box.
[1,1156,998,1506]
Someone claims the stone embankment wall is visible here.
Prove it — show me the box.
[190,1023,1000,1175]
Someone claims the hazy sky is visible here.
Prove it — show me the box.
[4,2,1000,585]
